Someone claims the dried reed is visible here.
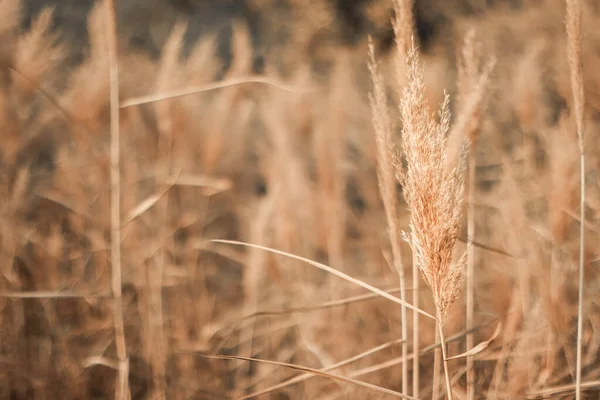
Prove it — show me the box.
[392,1,421,396]
[564,0,585,399]
[105,0,129,398]
[399,43,469,400]
[456,28,493,400]
[368,38,410,395]
[458,30,478,400]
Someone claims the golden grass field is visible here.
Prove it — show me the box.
[1,0,599,398]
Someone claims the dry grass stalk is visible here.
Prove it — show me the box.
[392,2,420,396]
[105,0,129,398]
[200,354,418,399]
[120,75,313,108]
[456,28,490,400]
[212,240,435,318]
[367,38,410,395]
[240,338,405,399]
[459,29,478,400]
[393,1,420,394]
[565,0,586,398]
[411,255,420,398]
[399,42,469,400]
[432,327,442,399]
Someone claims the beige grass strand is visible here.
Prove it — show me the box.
[393,2,418,393]
[412,250,419,397]
[565,0,585,398]
[368,39,410,394]
[106,0,129,398]
[459,30,478,400]
[437,315,454,400]
[211,240,435,318]
[466,151,476,400]
[432,323,441,399]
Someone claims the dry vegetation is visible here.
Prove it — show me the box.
[1,0,600,398]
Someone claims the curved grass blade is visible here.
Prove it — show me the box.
[198,354,418,399]
[211,239,435,320]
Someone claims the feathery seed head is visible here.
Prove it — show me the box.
[400,44,468,323]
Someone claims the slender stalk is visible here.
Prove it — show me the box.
[400,266,409,394]
[106,0,128,398]
[466,149,476,400]
[412,250,419,397]
[152,115,171,399]
[565,0,585,398]
[432,326,441,399]
[575,152,585,400]
[390,1,415,387]
[152,26,179,398]
[437,311,453,400]
[367,41,409,394]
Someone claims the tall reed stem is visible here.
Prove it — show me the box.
[564,0,585,398]
[575,152,585,400]
[412,251,419,397]
[399,265,409,394]
[432,327,441,399]
[466,149,476,400]
[367,40,409,395]
[106,0,128,398]
[437,311,453,400]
